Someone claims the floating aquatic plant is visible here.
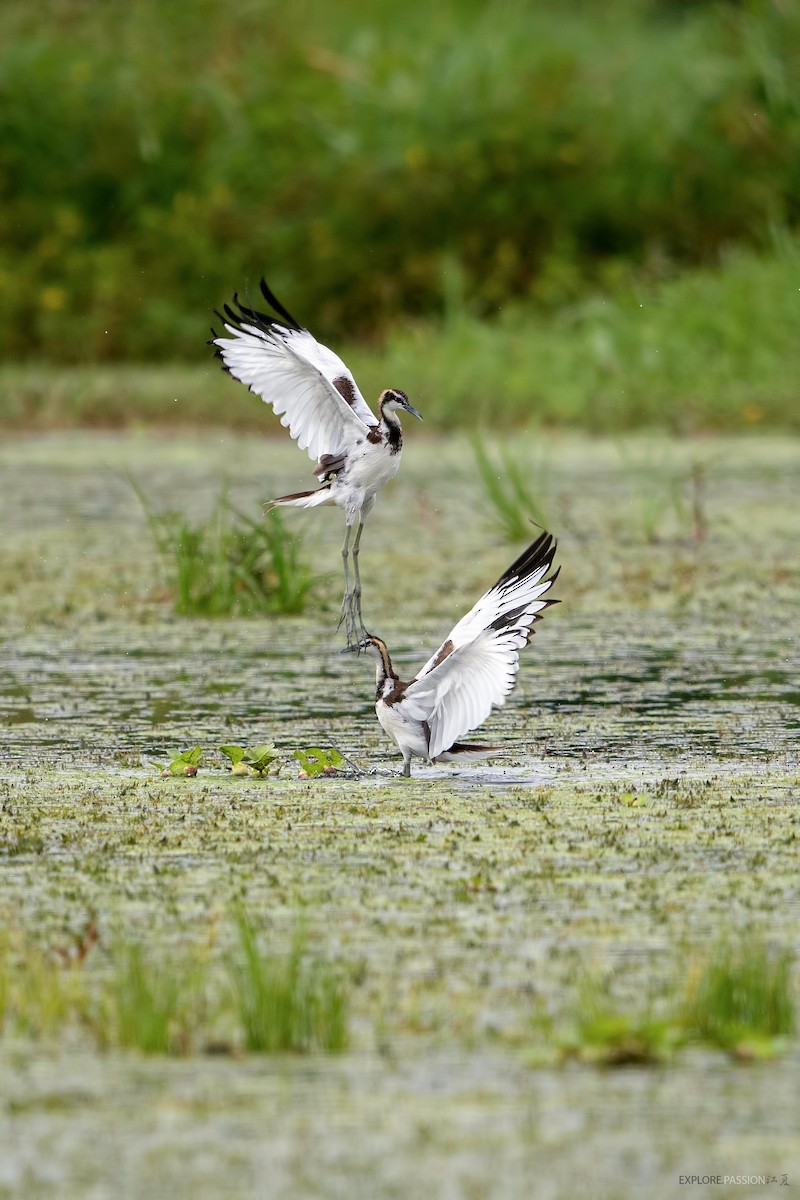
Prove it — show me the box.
[154,747,203,777]
[293,747,345,778]
[220,744,281,776]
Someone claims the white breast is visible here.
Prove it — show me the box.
[347,439,402,497]
[376,699,429,761]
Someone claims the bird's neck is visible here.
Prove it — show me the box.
[379,404,403,454]
[374,642,399,698]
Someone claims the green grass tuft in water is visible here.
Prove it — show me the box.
[132,480,316,617]
[470,435,551,541]
[0,928,86,1041]
[681,938,795,1054]
[230,911,349,1054]
[101,941,206,1056]
[0,913,350,1057]
[542,936,796,1067]
[550,971,680,1067]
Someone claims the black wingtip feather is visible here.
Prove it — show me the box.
[496,531,557,590]
[231,292,276,329]
[522,595,561,643]
[210,278,306,345]
[236,299,281,328]
[486,537,560,640]
[259,277,303,330]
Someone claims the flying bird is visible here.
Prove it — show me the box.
[347,531,559,776]
[209,279,421,643]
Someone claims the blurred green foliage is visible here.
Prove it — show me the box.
[1,0,799,363]
[2,239,797,431]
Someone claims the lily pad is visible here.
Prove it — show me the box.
[293,747,345,779]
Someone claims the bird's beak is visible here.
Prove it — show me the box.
[401,400,423,421]
[340,642,365,655]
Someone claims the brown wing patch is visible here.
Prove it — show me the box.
[429,639,455,671]
[366,428,383,445]
[314,453,347,478]
[333,376,358,408]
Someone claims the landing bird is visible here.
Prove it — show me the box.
[209,280,421,643]
[347,531,559,776]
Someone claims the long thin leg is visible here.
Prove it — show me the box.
[351,520,366,634]
[338,522,357,644]
[341,521,352,595]
[402,754,411,778]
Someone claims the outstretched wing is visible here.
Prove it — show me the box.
[209,279,378,463]
[402,532,559,760]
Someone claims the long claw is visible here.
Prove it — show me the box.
[338,588,359,647]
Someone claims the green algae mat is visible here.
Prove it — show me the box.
[0,432,798,1200]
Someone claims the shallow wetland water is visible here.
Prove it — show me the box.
[0,431,798,1199]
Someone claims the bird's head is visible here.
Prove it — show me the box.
[341,633,384,659]
[341,633,395,680]
[379,389,422,421]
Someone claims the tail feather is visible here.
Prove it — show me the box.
[435,741,503,763]
[268,486,333,510]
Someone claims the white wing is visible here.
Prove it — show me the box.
[210,279,378,463]
[402,533,559,760]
